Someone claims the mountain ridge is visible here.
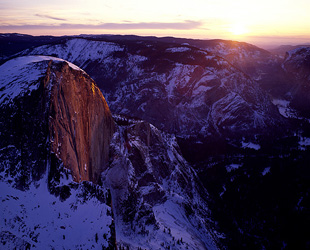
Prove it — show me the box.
[16,37,284,142]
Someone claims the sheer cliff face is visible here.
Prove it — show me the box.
[0,56,115,185]
[47,61,115,183]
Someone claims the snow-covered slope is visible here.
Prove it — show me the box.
[0,178,114,249]
[20,38,283,140]
[192,40,277,79]
[0,56,85,106]
[20,38,124,69]
[103,115,219,249]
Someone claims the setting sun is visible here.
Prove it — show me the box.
[229,24,248,36]
[0,0,310,47]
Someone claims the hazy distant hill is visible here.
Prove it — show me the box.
[269,44,310,57]
[0,33,66,62]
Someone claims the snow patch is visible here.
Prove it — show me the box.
[0,178,112,249]
[272,99,296,118]
[298,137,310,150]
[192,85,213,95]
[153,200,217,250]
[226,164,242,172]
[25,38,124,65]
[0,56,85,106]
[262,167,271,176]
[219,185,226,197]
[166,47,191,53]
[241,141,261,150]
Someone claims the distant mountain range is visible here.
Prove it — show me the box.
[269,44,310,57]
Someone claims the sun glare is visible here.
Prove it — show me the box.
[229,24,248,35]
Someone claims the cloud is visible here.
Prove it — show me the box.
[97,20,202,30]
[35,14,67,21]
[0,20,203,31]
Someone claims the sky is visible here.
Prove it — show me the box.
[1,0,310,48]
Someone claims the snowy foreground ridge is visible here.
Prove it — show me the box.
[0,56,219,249]
[0,178,113,249]
[0,56,83,106]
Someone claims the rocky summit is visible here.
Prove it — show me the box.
[0,56,115,184]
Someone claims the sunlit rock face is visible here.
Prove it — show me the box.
[48,60,115,183]
[0,56,115,185]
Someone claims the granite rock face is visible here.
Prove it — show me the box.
[47,60,115,182]
[0,56,115,185]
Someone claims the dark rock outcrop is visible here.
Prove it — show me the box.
[102,115,218,249]
[283,47,310,117]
